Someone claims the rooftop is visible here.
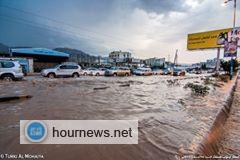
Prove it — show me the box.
[11,48,69,57]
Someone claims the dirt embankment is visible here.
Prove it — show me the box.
[195,75,238,157]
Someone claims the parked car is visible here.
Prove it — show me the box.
[193,69,202,74]
[105,67,131,76]
[95,68,107,76]
[41,62,82,78]
[152,69,163,75]
[83,68,106,76]
[207,69,214,73]
[162,68,171,75]
[133,68,153,76]
[0,60,24,81]
[173,68,186,76]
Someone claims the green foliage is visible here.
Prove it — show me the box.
[201,63,207,70]
[203,77,213,85]
[0,51,7,54]
[184,83,210,96]
[220,59,238,73]
[217,74,229,83]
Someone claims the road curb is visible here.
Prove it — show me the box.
[195,73,238,156]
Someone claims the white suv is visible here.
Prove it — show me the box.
[41,63,82,78]
[0,60,24,81]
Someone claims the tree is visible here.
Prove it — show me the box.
[201,63,207,70]
[220,59,238,74]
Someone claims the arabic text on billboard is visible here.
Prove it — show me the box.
[187,28,231,50]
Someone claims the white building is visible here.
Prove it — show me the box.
[95,56,110,65]
[144,57,165,67]
[109,51,132,64]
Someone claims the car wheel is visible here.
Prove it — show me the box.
[125,73,129,76]
[96,73,100,76]
[84,72,87,76]
[73,73,79,78]
[113,73,117,77]
[2,74,14,81]
[47,73,55,78]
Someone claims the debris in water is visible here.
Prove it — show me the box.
[178,99,185,105]
[0,95,33,102]
[119,83,130,87]
[167,79,180,86]
[93,87,110,90]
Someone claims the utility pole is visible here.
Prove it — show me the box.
[173,49,178,67]
[223,0,237,80]
[230,0,237,80]
[216,48,221,74]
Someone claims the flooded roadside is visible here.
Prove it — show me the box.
[218,79,240,156]
[0,75,233,160]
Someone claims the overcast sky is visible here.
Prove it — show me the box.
[0,0,239,63]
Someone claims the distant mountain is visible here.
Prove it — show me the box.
[54,47,97,64]
[0,43,10,54]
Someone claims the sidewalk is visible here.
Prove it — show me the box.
[218,76,240,155]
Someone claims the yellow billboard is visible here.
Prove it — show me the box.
[187,28,232,50]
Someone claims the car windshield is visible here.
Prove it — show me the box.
[110,67,118,70]
[54,64,61,68]
[120,67,129,70]
[139,68,151,71]
[174,68,182,71]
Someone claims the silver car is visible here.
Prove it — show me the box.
[41,63,82,78]
[83,68,106,76]
[0,60,24,81]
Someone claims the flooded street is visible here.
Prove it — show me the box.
[0,75,233,160]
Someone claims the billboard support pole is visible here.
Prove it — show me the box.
[216,48,221,74]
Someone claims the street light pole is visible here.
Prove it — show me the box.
[233,0,237,28]
[224,0,237,27]
[230,0,237,80]
[225,0,237,79]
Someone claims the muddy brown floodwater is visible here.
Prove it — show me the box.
[0,75,228,160]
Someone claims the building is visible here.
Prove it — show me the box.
[144,57,165,68]
[11,48,69,72]
[129,58,144,67]
[191,63,201,68]
[95,56,110,66]
[54,48,97,67]
[109,51,132,65]
[206,58,217,69]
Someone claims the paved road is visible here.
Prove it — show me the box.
[218,77,240,156]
